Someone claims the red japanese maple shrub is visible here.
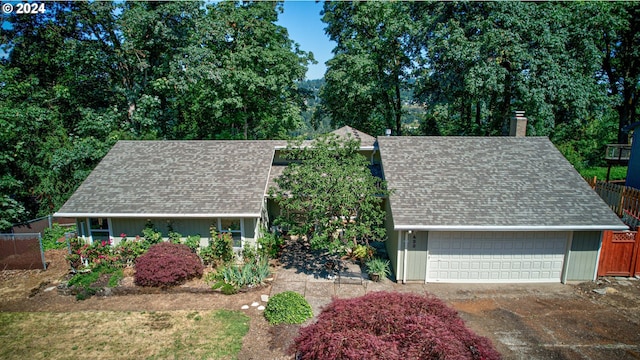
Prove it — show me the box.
[134,242,203,287]
[292,291,501,360]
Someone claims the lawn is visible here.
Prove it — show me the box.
[579,166,628,181]
[0,309,249,360]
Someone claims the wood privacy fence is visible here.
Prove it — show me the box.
[586,178,640,229]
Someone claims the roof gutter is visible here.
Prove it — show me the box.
[393,224,630,231]
[53,212,261,219]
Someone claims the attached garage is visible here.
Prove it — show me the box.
[426,231,568,283]
[379,136,629,284]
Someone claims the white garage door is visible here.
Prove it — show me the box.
[426,231,569,283]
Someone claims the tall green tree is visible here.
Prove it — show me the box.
[270,135,387,252]
[320,1,414,136]
[0,0,311,222]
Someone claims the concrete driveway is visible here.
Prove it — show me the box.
[271,262,640,360]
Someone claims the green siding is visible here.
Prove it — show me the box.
[384,199,401,281]
[566,231,602,281]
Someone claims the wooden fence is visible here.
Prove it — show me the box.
[586,177,640,229]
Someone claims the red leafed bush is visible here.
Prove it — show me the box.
[292,291,501,360]
[134,242,203,287]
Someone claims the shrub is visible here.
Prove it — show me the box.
[168,231,182,244]
[67,265,122,300]
[210,226,235,264]
[142,226,162,246]
[257,229,283,258]
[115,236,147,266]
[365,258,391,280]
[134,242,203,287]
[43,223,75,250]
[292,291,500,360]
[184,235,201,252]
[264,291,313,325]
[208,258,271,293]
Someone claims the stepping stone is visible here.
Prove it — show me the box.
[241,305,250,310]
[251,302,260,307]
[44,286,57,292]
[261,294,269,302]
[257,305,265,311]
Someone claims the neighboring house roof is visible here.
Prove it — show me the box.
[56,140,281,218]
[378,136,627,231]
[331,126,377,149]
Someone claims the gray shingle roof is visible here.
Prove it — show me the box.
[378,136,627,230]
[56,141,279,217]
[331,126,377,148]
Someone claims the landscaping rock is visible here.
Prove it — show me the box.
[261,294,269,302]
[241,305,250,310]
[257,305,265,311]
[251,302,259,307]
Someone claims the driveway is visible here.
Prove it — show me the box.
[271,262,640,360]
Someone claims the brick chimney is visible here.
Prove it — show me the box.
[510,111,527,137]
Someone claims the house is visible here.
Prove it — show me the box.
[56,122,627,283]
[55,140,286,250]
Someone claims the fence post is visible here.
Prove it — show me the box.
[38,233,46,270]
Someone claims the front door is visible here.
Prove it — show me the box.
[405,231,428,281]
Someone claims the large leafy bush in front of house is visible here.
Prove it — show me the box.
[292,291,500,360]
[134,242,203,287]
[264,291,313,325]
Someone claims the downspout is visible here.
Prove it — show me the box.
[403,231,410,284]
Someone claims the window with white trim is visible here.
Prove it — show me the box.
[89,218,111,243]
[220,219,242,248]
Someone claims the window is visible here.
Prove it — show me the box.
[89,218,111,243]
[220,219,242,248]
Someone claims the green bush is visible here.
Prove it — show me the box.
[168,231,182,244]
[365,258,391,281]
[208,258,271,294]
[43,223,75,250]
[210,226,235,264]
[257,230,283,258]
[184,235,201,252]
[67,265,122,300]
[265,291,313,325]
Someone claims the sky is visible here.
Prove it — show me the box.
[277,1,335,80]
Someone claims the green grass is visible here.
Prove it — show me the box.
[579,166,628,181]
[0,310,250,360]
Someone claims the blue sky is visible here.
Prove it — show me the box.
[277,1,335,80]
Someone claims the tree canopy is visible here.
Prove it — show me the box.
[319,1,639,167]
[0,0,312,226]
[270,135,387,252]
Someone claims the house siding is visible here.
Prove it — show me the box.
[384,199,401,282]
[79,217,259,248]
[566,231,602,281]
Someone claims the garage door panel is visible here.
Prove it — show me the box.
[427,231,568,283]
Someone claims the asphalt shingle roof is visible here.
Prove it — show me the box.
[331,126,377,148]
[378,136,627,230]
[56,141,280,217]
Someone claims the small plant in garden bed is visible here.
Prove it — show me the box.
[134,242,203,287]
[365,257,390,282]
[264,291,313,325]
[207,257,271,294]
[291,291,500,359]
[67,265,123,300]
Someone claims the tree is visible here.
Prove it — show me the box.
[0,0,312,222]
[270,134,387,252]
[320,1,414,136]
[411,2,609,137]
